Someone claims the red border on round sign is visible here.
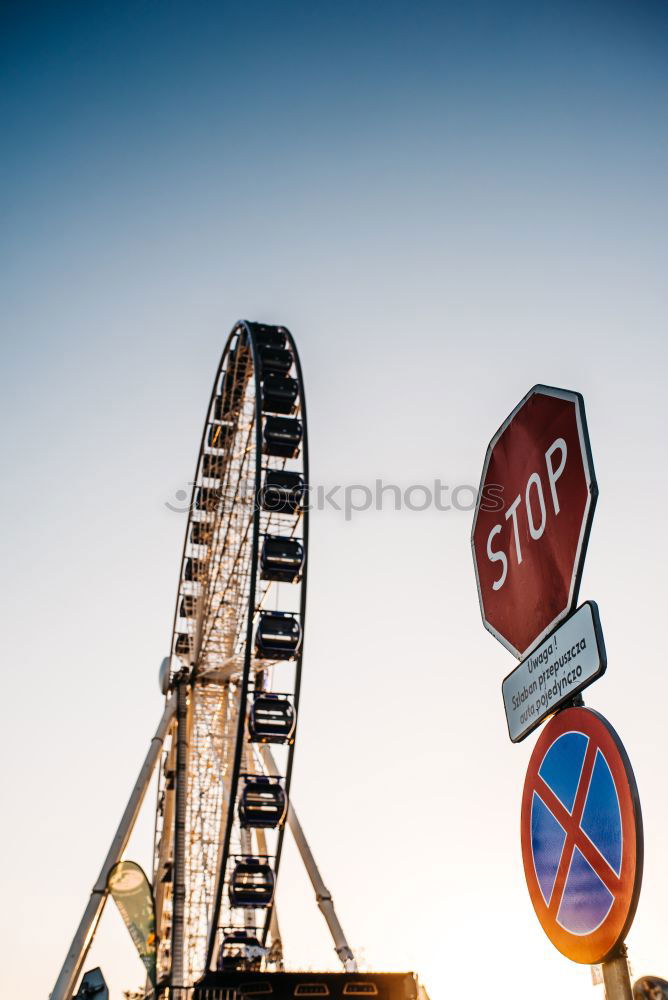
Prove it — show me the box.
[521,707,643,964]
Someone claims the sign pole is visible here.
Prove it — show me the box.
[602,945,633,1000]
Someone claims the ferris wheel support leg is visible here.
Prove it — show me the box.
[170,673,189,988]
[259,746,357,973]
[50,694,177,1000]
[255,820,285,971]
[267,900,285,971]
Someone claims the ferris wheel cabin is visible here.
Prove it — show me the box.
[254,611,302,660]
[260,535,304,583]
[248,693,296,744]
[261,469,305,514]
[238,776,287,829]
[263,415,303,458]
[229,857,276,908]
[217,929,265,972]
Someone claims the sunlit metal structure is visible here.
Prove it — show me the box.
[51,322,429,1000]
[152,322,311,987]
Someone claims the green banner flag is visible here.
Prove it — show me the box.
[107,860,157,991]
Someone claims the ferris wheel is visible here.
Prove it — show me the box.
[51,321,431,1000]
[51,321,359,1000]
[153,320,311,986]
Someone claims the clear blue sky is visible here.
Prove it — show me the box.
[1,2,667,997]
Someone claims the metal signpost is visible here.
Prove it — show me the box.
[472,384,643,1000]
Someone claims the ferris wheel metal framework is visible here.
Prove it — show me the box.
[51,321,356,1000]
[155,319,316,985]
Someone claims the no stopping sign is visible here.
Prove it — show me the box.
[521,707,643,964]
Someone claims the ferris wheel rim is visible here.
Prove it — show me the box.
[256,323,309,950]
[166,322,241,665]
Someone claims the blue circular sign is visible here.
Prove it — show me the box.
[521,707,643,963]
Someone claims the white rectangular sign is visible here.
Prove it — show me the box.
[502,601,606,743]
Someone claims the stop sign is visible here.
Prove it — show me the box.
[472,384,598,658]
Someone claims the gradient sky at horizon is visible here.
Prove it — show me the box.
[2,2,668,998]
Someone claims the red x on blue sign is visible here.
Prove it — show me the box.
[521,707,643,964]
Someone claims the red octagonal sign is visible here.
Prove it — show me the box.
[472,385,598,658]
